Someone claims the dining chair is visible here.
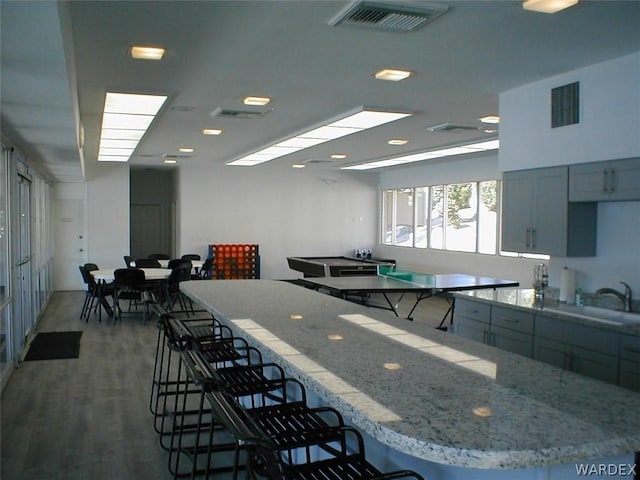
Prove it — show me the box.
[123,255,133,268]
[134,258,161,268]
[181,254,201,261]
[112,268,149,323]
[197,257,214,279]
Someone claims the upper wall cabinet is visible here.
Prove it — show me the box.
[502,166,597,257]
[569,158,640,202]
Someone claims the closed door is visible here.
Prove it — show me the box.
[54,199,86,290]
[130,204,162,259]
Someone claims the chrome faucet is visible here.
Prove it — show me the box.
[595,282,632,312]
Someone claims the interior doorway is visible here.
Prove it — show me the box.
[129,168,175,259]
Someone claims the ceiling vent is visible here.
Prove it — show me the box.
[329,1,449,32]
[210,107,270,119]
[427,123,480,133]
[304,159,335,165]
[162,154,192,160]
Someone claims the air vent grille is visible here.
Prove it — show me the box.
[211,107,270,119]
[551,82,579,128]
[427,123,479,133]
[329,1,448,32]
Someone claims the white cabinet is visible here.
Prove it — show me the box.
[502,167,597,256]
[570,158,640,202]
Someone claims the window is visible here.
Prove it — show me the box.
[382,180,499,255]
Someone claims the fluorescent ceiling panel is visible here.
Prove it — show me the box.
[522,0,579,13]
[98,92,167,162]
[342,139,500,170]
[228,107,411,166]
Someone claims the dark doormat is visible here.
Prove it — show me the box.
[24,331,83,361]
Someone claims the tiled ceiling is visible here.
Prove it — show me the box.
[1,1,639,182]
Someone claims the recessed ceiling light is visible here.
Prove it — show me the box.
[328,334,344,341]
[178,147,194,153]
[479,115,500,124]
[202,128,222,135]
[291,164,306,169]
[163,159,177,164]
[384,363,402,370]
[228,107,411,166]
[375,68,412,81]
[330,154,347,159]
[243,96,271,106]
[522,0,579,14]
[130,46,165,60]
[98,92,167,162]
[388,138,408,146]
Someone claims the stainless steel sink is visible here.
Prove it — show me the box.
[542,305,640,326]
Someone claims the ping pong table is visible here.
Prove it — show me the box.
[301,265,519,328]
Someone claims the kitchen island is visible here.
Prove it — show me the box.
[181,280,639,479]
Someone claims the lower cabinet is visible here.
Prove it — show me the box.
[454,300,533,358]
[491,325,533,358]
[619,334,640,392]
[453,296,637,390]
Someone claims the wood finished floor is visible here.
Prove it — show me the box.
[0,287,449,480]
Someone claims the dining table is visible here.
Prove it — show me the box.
[131,259,204,274]
[91,268,172,321]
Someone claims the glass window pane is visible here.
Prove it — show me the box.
[382,190,394,245]
[414,187,428,248]
[395,189,413,247]
[445,183,477,252]
[478,180,498,254]
[429,185,444,249]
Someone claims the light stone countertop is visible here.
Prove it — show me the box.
[181,279,640,470]
[455,288,640,335]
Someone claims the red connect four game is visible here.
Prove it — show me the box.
[207,244,260,279]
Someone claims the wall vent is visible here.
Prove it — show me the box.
[551,82,579,128]
[329,1,448,32]
[210,107,270,119]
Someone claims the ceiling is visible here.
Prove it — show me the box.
[2,1,639,182]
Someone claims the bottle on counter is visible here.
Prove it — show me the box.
[575,288,584,306]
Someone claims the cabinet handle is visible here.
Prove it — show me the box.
[623,346,640,354]
[609,168,616,193]
[483,329,488,344]
[531,228,536,248]
[501,317,518,323]
[463,308,479,314]
[525,228,531,248]
[603,169,609,193]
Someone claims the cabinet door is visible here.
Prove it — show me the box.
[454,316,488,344]
[570,345,618,384]
[609,157,640,201]
[531,167,568,256]
[533,336,568,370]
[490,325,533,358]
[619,360,640,392]
[501,171,534,253]
[569,161,610,201]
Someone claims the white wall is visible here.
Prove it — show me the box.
[549,201,640,296]
[177,164,378,279]
[85,163,130,269]
[499,51,640,171]
[499,52,640,296]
